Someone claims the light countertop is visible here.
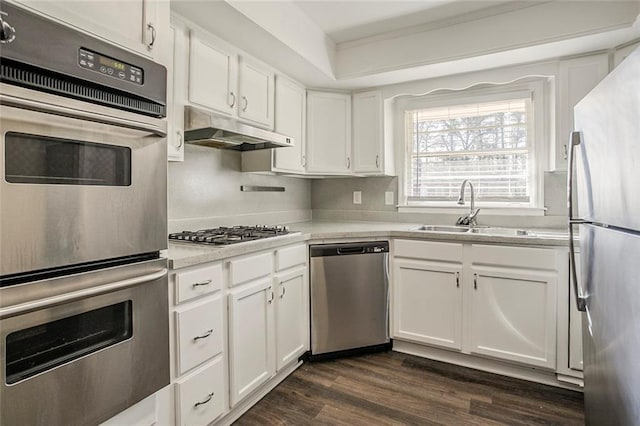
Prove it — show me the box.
[168,220,569,269]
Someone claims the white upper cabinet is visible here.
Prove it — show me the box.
[167,23,186,161]
[352,90,393,175]
[16,0,164,61]
[237,57,275,128]
[188,31,275,129]
[557,53,608,170]
[306,91,352,174]
[273,77,306,173]
[188,32,238,116]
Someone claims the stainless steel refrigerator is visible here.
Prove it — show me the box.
[568,46,640,425]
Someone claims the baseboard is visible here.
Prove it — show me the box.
[393,340,583,392]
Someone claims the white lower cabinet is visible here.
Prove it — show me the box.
[392,239,561,371]
[175,295,224,375]
[228,278,276,407]
[468,266,557,368]
[275,267,308,370]
[393,260,462,350]
[175,356,226,426]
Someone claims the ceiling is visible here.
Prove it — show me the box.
[293,0,513,44]
[172,1,640,89]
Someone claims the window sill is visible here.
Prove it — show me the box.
[398,205,547,216]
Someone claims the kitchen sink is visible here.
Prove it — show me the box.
[413,225,536,237]
[469,227,533,236]
[413,225,470,233]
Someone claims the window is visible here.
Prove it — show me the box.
[402,84,545,209]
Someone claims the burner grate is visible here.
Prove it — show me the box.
[169,225,291,246]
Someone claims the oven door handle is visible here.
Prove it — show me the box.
[0,268,167,319]
[0,93,167,137]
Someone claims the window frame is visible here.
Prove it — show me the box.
[396,80,548,212]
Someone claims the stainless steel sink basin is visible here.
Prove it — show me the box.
[413,225,470,233]
[469,227,533,236]
[413,225,536,237]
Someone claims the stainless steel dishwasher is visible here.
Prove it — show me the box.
[309,241,390,358]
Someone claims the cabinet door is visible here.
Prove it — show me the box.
[569,252,583,371]
[393,260,463,350]
[557,53,608,169]
[175,357,227,426]
[353,91,383,174]
[275,268,308,371]
[467,266,557,369]
[189,32,237,116]
[17,0,158,59]
[306,91,352,174]
[273,76,306,173]
[238,57,275,128]
[614,42,640,69]
[175,295,224,375]
[167,24,185,161]
[228,279,275,407]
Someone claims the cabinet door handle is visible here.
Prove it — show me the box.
[280,285,286,299]
[346,157,351,169]
[193,329,213,341]
[229,92,236,108]
[146,23,156,50]
[267,288,274,304]
[176,130,183,149]
[455,272,460,288]
[241,96,248,112]
[192,279,212,288]
[301,155,306,167]
[473,273,478,290]
[194,392,214,408]
[376,155,380,168]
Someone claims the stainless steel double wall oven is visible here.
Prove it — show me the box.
[0,2,169,424]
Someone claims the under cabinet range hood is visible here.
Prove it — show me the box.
[183,106,293,151]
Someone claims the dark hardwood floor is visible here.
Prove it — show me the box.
[234,351,584,425]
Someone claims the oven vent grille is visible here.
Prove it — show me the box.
[1,61,166,118]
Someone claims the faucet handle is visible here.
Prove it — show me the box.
[456,215,469,226]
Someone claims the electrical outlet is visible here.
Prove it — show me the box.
[385,192,394,206]
[353,191,362,204]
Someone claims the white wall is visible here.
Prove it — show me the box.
[168,145,311,232]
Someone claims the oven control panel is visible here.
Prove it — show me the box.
[78,48,144,85]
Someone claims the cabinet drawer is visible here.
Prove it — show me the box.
[228,252,272,287]
[394,239,463,262]
[175,296,224,375]
[175,263,223,304]
[275,244,306,271]
[471,244,557,270]
[175,356,226,426]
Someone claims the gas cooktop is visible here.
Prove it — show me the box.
[168,225,293,246]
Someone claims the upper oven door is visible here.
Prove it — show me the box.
[0,86,168,277]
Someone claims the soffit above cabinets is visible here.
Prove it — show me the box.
[171,1,640,89]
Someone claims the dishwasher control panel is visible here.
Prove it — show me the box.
[309,241,389,257]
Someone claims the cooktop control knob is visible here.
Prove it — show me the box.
[0,12,16,43]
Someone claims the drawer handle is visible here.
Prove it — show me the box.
[192,280,212,288]
[194,392,214,408]
[193,329,213,341]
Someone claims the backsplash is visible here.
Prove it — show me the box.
[311,171,568,229]
[168,145,311,232]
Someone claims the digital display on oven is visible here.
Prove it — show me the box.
[78,48,144,85]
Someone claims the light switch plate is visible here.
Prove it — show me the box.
[385,192,394,205]
[353,191,362,204]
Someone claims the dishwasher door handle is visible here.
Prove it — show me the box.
[337,247,365,255]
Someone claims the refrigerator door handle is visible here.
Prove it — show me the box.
[567,130,589,312]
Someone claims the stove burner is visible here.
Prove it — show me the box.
[169,225,291,246]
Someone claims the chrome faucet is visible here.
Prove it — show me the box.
[456,179,480,227]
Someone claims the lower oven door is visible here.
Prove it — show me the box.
[0,84,167,277]
[0,258,169,426]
